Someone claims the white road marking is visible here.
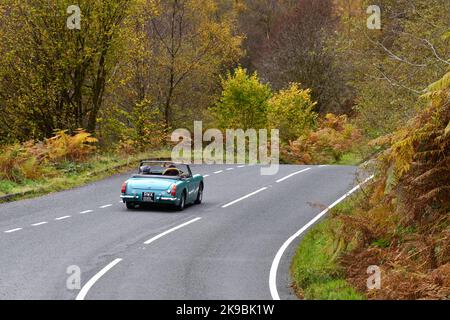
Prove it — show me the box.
[144,217,202,245]
[76,258,123,300]
[226,168,234,171]
[99,204,112,209]
[237,165,245,168]
[269,175,375,300]
[214,170,223,174]
[31,222,48,227]
[203,174,210,178]
[319,165,328,167]
[80,210,93,214]
[4,228,22,233]
[55,215,71,221]
[275,168,311,183]
[221,187,268,208]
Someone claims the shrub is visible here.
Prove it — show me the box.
[283,113,363,164]
[213,66,272,130]
[0,129,98,183]
[0,144,43,182]
[45,129,98,163]
[267,83,317,142]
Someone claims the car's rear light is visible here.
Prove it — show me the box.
[121,182,127,194]
[170,184,177,196]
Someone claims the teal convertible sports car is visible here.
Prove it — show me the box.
[120,161,204,210]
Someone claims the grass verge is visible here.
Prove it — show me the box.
[0,149,172,202]
[290,198,365,300]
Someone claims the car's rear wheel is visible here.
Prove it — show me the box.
[194,183,203,204]
[126,202,135,209]
[176,191,186,211]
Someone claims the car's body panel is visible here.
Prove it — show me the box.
[120,162,203,209]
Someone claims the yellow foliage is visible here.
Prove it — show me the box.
[0,129,98,182]
[45,129,97,163]
[0,144,43,182]
[267,83,317,142]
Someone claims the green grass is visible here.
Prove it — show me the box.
[303,279,365,300]
[0,180,20,195]
[290,209,365,300]
[0,148,172,201]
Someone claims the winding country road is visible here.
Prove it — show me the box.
[0,164,368,300]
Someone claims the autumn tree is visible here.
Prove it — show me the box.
[267,83,317,142]
[213,67,272,130]
[141,0,243,130]
[0,0,131,142]
[338,0,450,137]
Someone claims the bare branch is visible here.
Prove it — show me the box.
[364,32,428,68]
[421,38,450,66]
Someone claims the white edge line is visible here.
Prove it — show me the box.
[221,187,268,208]
[55,215,71,221]
[269,175,375,300]
[99,204,112,209]
[76,258,123,300]
[144,217,202,245]
[31,222,48,226]
[276,168,311,183]
[80,210,93,214]
[4,228,22,233]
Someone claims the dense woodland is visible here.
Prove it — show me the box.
[0,0,448,299]
[0,0,447,146]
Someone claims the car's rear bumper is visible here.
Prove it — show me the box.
[120,195,139,200]
[120,194,179,204]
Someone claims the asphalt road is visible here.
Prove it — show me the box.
[0,164,366,300]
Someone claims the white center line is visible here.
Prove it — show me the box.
[275,168,311,183]
[76,258,123,300]
[221,187,268,208]
[203,174,210,178]
[55,215,71,221]
[99,204,112,209]
[80,210,93,214]
[214,170,223,174]
[144,217,202,245]
[269,175,375,300]
[4,228,22,233]
[237,165,245,168]
[31,221,48,226]
[226,168,234,171]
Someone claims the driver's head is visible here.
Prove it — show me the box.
[140,165,151,174]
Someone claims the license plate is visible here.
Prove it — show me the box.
[142,192,155,202]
